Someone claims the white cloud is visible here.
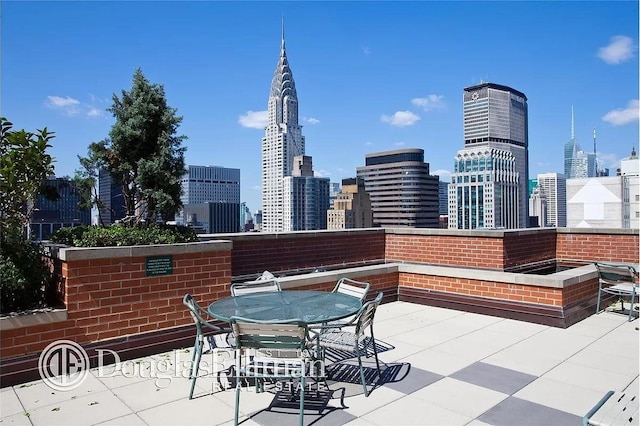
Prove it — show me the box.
[394,141,405,147]
[304,117,320,125]
[252,185,262,191]
[432,169,452,182]
[381,111,420,127]
[47,96,80,107]
[238,110,268,129]
[411,94,445,111]
[597,35,635,64]
[602,99,639,126]
[362,46,371,55]
[46,95,81,116]
[86,106,104,117]
[315,169,331,178]
[596,152,619,170]
[46,95,105,118]
[365,141,373,146]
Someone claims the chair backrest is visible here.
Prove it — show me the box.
[230,278,282,297]
[332,278,370,301]
[183,294,223,336]
[355,292,383,336]
[594,262,637,285]
[230,317,308,355]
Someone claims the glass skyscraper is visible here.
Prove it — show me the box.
[449,83,529,229]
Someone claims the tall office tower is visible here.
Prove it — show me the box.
[98,169,126,225]
[177,165,240,233]
[528,186,547,228]
[357,148,439,228]
[564,108,597,179]
[448,82,529,229]
[29,176,91,240]
[537,172,567,227]
[282,155,330,230]
[179,165,240,206]
[261,24,305,232]
[327,177,373,229]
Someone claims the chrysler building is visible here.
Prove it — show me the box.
[261,23,305,232]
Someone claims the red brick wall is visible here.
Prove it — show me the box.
[557,232,639,264]
[399,272,565,306]
[225,230,386,277]
[0,248,231,359]
[503,231,556,269]
[385,234,504,269]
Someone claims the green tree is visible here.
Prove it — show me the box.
[0,117,56,231]
[74,152,106,227]
[82,69,187,225]
[0,118,58,313]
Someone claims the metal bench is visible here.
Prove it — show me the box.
[583,390,638,426]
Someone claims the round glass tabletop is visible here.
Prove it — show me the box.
[208,290,362,324]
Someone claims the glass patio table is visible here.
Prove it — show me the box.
[207,290,362,324]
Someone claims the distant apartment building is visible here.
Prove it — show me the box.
[567,148,639,229]
[177,165,240,233]
[528,186,547,228]
[448,83,529,229]
[98,169,126,225]
[282,155,330,231]
[536,172,566,227]
[357,148,439,228]
[327,177,373,229]
[29,176,91,240]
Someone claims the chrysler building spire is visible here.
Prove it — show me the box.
[261,22,305,232]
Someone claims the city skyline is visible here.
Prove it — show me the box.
[3,1,639,214]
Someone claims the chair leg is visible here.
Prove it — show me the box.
[596,287,603,314]
[189,339,203,399]
[299,375,305,426]
[370,331,381,378]
[357,350,370,397]
[234,355,241,426]
[628,291,637,322]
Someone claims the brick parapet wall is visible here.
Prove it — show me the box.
[0,241,232,359]
[203,229,386,278]
[384,229,505,269]
[556,229,639,264]
[503,230,557,269]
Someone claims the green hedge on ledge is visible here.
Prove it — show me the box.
[50,224,199,247]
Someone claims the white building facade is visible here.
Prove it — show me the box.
[449,83,529,229]
[261,28,305,232]
[536,172,566,227]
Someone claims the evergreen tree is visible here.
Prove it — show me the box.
[85,68,187,224]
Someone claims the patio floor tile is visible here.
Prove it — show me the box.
[1,387,24,417]
[449,362,537,395]
[363,393,472,425]
[24,390,133,426]
[513,376,610,417]
[477,396,582,426]
[410,377,508,419]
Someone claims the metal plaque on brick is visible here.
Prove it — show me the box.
[145,255,173,277]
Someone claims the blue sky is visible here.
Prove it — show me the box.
[3,1,639,213]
